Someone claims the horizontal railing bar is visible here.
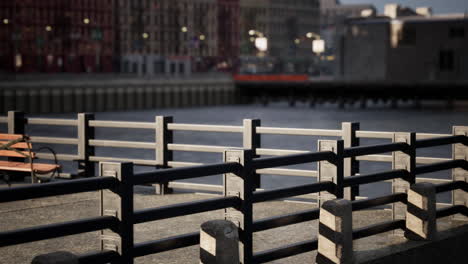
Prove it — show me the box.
[89,120,156,129]
[436,205,468,218]
[134,196,240,224]
[252,239,318,264]
[167,123,243,133]
[36,153,79,161]
[133,232,199,258]
[168,182,223,192]
[256,168,318,177]
[416,133,452,140]
[356,131,394,139]
[416,157,451,164]
[30,136,79,145]
[415,135,467,149]
[89,156,158,166]
[252,181,334,203]
[89,139,155,149]
[0,116,7,123]
[167,161,205,168]
[415,160,468,175]
[0,216,118,247]
[353,219,405,240]
[253,208,319,232]
[77,250,120,264]
[435,181,468,194]
[27,118,78,126]
[343,142,409,158]
[256,148,309,156]
[256,127,342,137]
[252,151,335,170]
[133,162,242,185]
[167,143,236,153]
[416,178,452,184]
[352,193,407,211]
[343,170,410,187]
[356,154,393,163]
[436,203,452,208]
[0,177,117,203]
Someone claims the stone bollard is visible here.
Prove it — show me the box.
[405,183,437,241]
[200,220,239,264]
[316,199,353,264]
[31,251,78,264]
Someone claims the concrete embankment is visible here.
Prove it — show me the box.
[0,185,466,264]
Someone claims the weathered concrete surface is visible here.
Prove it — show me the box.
[0,185,466,264]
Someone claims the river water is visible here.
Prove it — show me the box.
[23,101,468,200]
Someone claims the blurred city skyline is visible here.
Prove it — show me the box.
[341,0,468,14]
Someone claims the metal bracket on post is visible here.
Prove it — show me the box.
[243,119,261,190]
[453,126,468,221]
[155,116,174,195]
[342,122,360,200]
[223,149,253,264]
[318,140,344,208]
[392,132,416,235]
[100,162,134,264]
[77,113,95,177]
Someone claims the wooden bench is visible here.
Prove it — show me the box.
[0,133,60,183]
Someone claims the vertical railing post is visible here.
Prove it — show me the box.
[8,110,25,134]
[405,183,437,241]
[316,199,353,264]
[155,116,173,194]
[342,122,360,200]
[243,119,261,190]
[392,132,416,235]
[77,113,95,177]
[223,149,254,264]
[318,140,344,207]
[100,162,134,264]
[200,220,240,264]
[452,126,468,221]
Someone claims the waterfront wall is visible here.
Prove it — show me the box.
[0,77,237,114]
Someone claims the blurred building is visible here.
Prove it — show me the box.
[0,0,114,73]
[342,4,468,81]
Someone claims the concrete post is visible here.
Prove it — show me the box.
[100,162,134,264]
[453,126,468,221]
[318,140,345,207]
[200,220,240,264]
[155,116,173,194]
[223,149,254,264]
[316,199,353,264]
[405,183,437,241]
[392,132,416,235]
[77,113,95,177]
[342,122,360,200]
[8,110,25,134]
[31,251,78,264]
[243,119,261,190]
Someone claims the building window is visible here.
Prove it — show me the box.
[439,50,454,72]
[449,27,465,39]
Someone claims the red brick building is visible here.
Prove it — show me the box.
[0,0,113,73]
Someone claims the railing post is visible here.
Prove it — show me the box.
[155,116,174,195]
[200,220,240,264]
[243,119,261,190]
[316,199,353,264]
[8,110,25,134]
[452,126,468,221]
[392,132,416,235]
[223,149,254,264]
[100,161,134,264]
[77,113,95,177]
[342,122,360,200]
[405,183,437,241]
[318,140,344,207]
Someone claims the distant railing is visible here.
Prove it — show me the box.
[0,131,467,263]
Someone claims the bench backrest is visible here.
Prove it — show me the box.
[0,134,35,159]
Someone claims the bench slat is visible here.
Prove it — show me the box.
[0,150,35,158]
[0,161,59,174]
[0,134,24,140]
